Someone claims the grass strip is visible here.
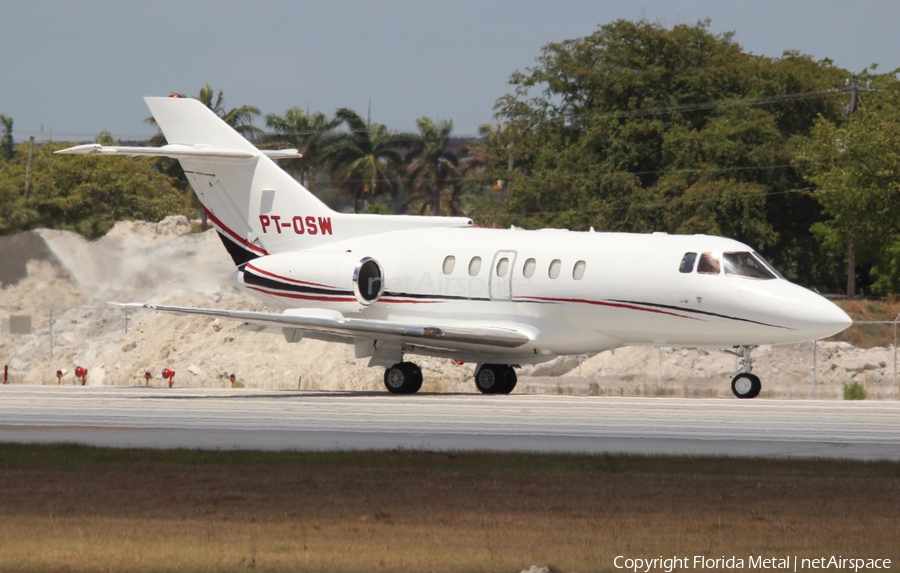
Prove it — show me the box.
[0,443,897,572]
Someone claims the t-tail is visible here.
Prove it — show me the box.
[57,96,473,267]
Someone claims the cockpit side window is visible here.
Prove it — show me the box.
[679,252,697,273]
[697,253,720,275]
[723,251,777,280]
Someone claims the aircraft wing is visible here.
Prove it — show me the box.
[113,303,530,350]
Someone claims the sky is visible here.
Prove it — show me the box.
[2,0,899,141]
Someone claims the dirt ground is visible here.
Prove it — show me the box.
[1,218,897,399]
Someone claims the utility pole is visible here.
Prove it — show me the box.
[24,136,34,200]
[842,72,874,116]
[840,72,875,297]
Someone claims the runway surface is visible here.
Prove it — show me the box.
[1,385,899,460]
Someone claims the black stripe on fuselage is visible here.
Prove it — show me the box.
[609,299,792,330]
[216,231,259,269]
[243,270,353,297]
[382,291,491,302]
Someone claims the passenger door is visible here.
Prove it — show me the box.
[489,250,517,301]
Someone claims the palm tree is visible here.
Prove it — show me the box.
[320,108,410,212]
[265,107,338,187]
[194,85,264,141]
[404,117,459,216]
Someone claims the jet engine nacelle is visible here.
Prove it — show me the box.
[242,251,385,308]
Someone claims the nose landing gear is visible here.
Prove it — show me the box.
[728,346,761,399]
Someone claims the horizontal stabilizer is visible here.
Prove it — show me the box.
[55,144,300,160]
[111,303,530,349]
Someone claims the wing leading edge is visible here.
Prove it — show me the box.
[112,303,530,350]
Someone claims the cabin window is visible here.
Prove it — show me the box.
[679,252,697,273]
[468,256,482,276]
[496,257,509,278]
[573,260,586,280]
[697,252,720,275]
[548,259,561,279]
[523,258,536,278]
[723,252,777,280]
[442,255,455,275]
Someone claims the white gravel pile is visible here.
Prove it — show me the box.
[1,218,897,399]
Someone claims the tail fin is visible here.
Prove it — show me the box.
[60,96,474,266]
[145,96,338,262]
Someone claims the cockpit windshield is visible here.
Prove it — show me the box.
[722,251,777,280]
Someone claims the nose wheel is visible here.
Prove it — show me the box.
[383,362,423,394]
[727,346,761,399]
[731,372,761,399]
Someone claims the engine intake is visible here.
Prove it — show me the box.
[353,257,384,304]
[241,251,386,309]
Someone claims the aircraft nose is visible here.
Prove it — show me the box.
[817,299,853,336]
[794,290,852,339]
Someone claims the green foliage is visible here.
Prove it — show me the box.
[474,19,847,288]
[320,108,411,212]
[0,141,189,238]
[0,114,13,161]
[405,117,460,215]
[794,75,900,294]
[95,129,115,145]
[264,107,339,187]
[843,381,867,400]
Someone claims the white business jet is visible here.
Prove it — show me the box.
[57,97,852,398]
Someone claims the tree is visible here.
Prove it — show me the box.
[404,117,460,216]
[0,141,188,238]
[95,129,115,145]
[472,19,848,288]
[264,107,338,187]
[794,73,900,295]
[320,108,409,212]
[0,114,13,161]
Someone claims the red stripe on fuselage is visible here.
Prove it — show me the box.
[517,296,701,321]
[246,285,442,305]
[203,206,268,255]
[246,286,357,303]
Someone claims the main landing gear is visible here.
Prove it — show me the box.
[382,361,518,395]
[474,364,517,395]
[728,346,761,399]
[383,362,423,394]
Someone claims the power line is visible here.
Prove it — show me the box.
[489,187,817,218]
[10,87,853,141]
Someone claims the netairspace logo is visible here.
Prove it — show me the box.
[613,555,892,572]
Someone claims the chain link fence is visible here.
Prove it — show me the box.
[2,303,899,398]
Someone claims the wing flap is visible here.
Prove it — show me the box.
[112,303,530,349]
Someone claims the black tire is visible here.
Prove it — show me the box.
[408,362,423,393]
[384,362,422,394]
[747,374,761,398]
[474,364,503,394]
[496,366,517,394]
[475,364,516,394]
[731,373,761,399]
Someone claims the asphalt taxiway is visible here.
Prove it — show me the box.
[1,385,898,460]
